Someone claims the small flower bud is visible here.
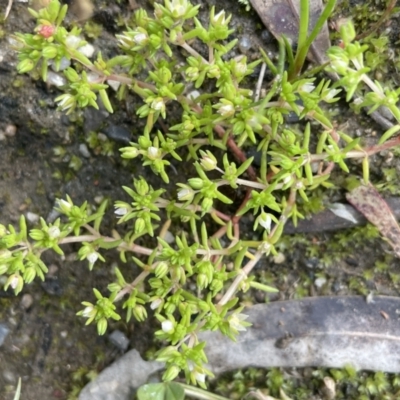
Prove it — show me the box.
[163,365,180,381]
[133,305,147,321]
[37,24,55,38]
[155,262,169,278]
[188,178,204,190]
[134,217,146,234]
[58,199,72,212]
[199,150,217,171]
[133,32,148,45]
[177,187,194,202]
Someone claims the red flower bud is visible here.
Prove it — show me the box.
[38,25,55,38]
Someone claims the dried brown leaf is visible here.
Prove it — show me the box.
[249,0,331,64]
[346,183,400,257]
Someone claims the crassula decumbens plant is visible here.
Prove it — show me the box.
[4,0,400,388]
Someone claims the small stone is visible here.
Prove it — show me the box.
[0,131,6,141]
[163,231,175,244]
[2,369,15,383]
[261,30,273,43]
[5,124,17,137]
[26,211,40,223]
[20,293,33,310]
[109,330,130,352]
[79,143,91,158]
[46,71,67,87]
[314,277,327,289]
[79,43,95,58]
[104,125,131,144]
[238,35,252,54]
[273,252,285,264]
[0,323,10,346]
[94,195,104,204]
[108,79,121,92]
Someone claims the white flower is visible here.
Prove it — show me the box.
[82,305,94,318]
[65,35,82,49]
[324,88,341,101]
[258,213,271,231]
[48,226,61,239]
[228,313,249,332]
[9,274,20,290]
[167,0,189,18]
[147,146,160,160]
[194,371,206,383]
[87,252,99,265]
[300,82,315,93]
[151,97,165,111]
[217,103,235,117]
[162,320,174,333]
[78,43,95,58]
[115,207,128,216]
[150,298,163,310]
[133,32,148,45]
[187,90,200,100]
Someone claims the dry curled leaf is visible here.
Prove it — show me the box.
[346,183,400,258]
[249,0,331,64]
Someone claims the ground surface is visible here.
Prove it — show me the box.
[0,0,400,399]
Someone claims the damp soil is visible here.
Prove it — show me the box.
[0,0,400,399]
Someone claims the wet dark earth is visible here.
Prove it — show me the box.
[0,0,400,398]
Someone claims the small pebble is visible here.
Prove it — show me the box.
[79,143,91,158]
[46,71,67,87]
[5,124,17,137]
[104,125,131,144]
[108,79,121,92]
[314,277,327,289]
[238,35,252,53]
[79,43,95,58]
[261,30,273,43]
[20,293,33,310]
[0,131,6,141]
[109,330,130,351]
[273,252,286,264]
[0,323,10,346]
[2,370,15,383]
[26,211,40,224]
[94,195,104,204]
[163,231,175,244]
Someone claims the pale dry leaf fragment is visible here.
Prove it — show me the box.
[249,0,331,64]
[329,203,358,224]
[346,183,400,258]
[5,0,14,19]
